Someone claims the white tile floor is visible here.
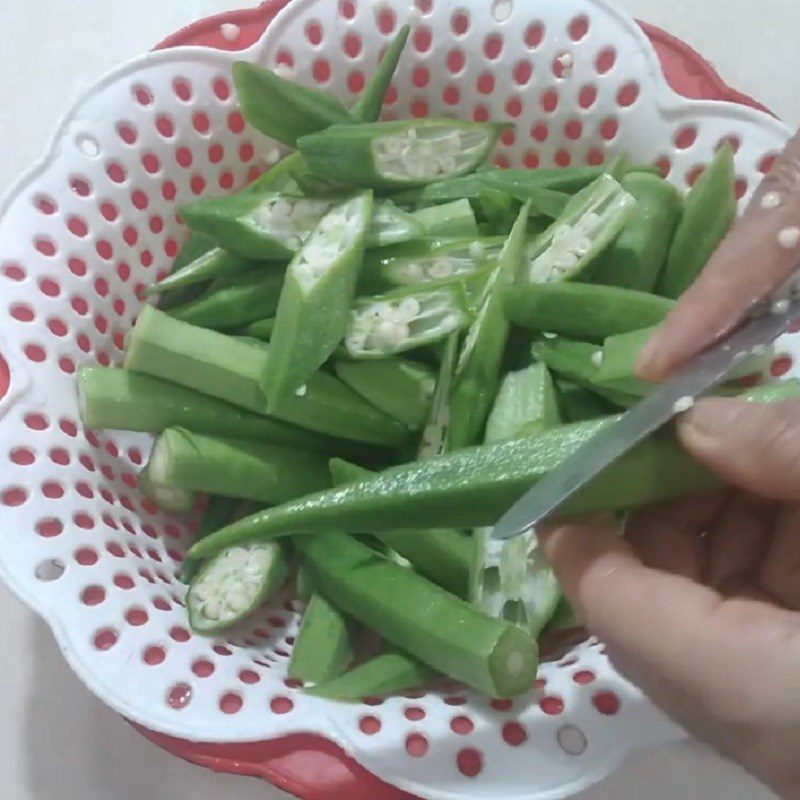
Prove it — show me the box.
[2,1,797,797]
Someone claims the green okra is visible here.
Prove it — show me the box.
[294,564,315,604]
[306,650,434,700]
[263,192,373,410]
[524,175,637,284]
[411,198,479,238]
[593,172,682,292]
[77,366,342,451]
[288,593,353,685]
[330,457,472,598]
[555,380,616,423]
[124,306,409,446]
[241,317,275,341]
[388,171,494,207]
[449,204,530,450]
[478,166,606,198]
[505,282,675,341]
[368,200,424,247]
[350,25,411,122]
[187,540,287,633]
[334,357,436,431]
[168,268,285,329]
[146,247,258,297]
[181,495,242,584]
[418,331,460,459]
[344,279,475,359]
[295,533,538,698]
[375,236,506,287]
[476,186,518,232]
[298,119,507,189]
[658,144,736,298]
[187,382,800,560]
[147,428,331,504]
[157,233,217,310]
[137,466,195,513]
[232,61,353,148]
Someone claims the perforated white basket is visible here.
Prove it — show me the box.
[0,0,795,797]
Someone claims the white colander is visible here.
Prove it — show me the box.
[0,0,794,798]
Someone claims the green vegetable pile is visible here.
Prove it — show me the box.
[76,27,799,700]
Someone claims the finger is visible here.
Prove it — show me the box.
[705,495,772,595]
[637,129,800,382]
[677,397,800,500]
[759,505,800,609]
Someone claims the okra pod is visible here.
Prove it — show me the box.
[478,166,605,197]
[555,380,616,423]
[241,318,275,341]
[147,428,331,504]
[524,175,636,284]
[306,650,434,700]
[187,541,287,633]
[334,357,435,430]
[288,593,353,684]
[157,233,217,311]
[168,268,285,329]
[181,495,242,583]
[418,331,460,459]
[658,144,736,298]
[298,119,507,189]
[350,25,411,122]
[263,193,373,410]
[388,171,492,207]
[296,533,537,697]
[505,282,674,341]
[592,172,682,292]
[367,200,424,247]
[137,466,196,513]
[411,198,479,238]
[124,307,409,446]
[77,366,341,450]
[146,247,258,297]
[449,204,530,450]
[344,280,474,359]
[232,61,353,148]
[189,382,800,559]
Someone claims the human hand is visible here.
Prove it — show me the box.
[540,396,800,800]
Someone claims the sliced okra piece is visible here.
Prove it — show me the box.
[555,380,617,423]
[137,465,196,513]
[187,541,287,634]
[504,281,675,341]
[344,279,474,359]
[168,268,285,329]
[298,119,507,189]
[245,152,303,194]
[448,204,530,450]
[296,533,537,697]
[376,236,505,287]
[147,428,331,504]
[593,172,683,292]
[334,357,436,431]
[288,593,353,685]
[232,61,353,148]
[524,175,637,284]
[418,331,460,459]
[263,192,373,410]
[477,186,518,232]
[658,144,736,298]
[124,307,409,446]
[307,649,434,700]
[388,170,492,207]
[350,25,411,122]
[366,200,424,247]
[478,166,605,197]
[411,198,479,238]
[146,247,258,297]
[157,233,217,311]
[189,382,800,563]
[181,495,242,584]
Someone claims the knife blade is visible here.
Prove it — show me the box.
[490,298,800,542]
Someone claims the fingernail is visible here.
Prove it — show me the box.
[680,397,747,439]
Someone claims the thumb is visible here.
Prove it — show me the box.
[676,397,800,500]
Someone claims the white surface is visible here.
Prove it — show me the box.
[0,0,797,798]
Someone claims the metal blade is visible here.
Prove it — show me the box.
[491,300,800,542]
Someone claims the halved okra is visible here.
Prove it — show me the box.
[411,198,479,238]
[187,541,287,634]
[263,193,372,410]
[334,357,436,431]
[187,382,800,560]
[368,200,424,246]
[288,593,353,685]
[124,306,409,446]
[505,282,675,341]
[592,171,682,292]
[146,247,258,297]
[168,268,286,329]
[418,331,460,459]
[448,204,531,450]
[344,279,475,359]
[295,532,538,698]
[298,119,508,189]
[524,175,637,284]
[658,144,736,298]
[147,428,331,504]
[375,236,506,287]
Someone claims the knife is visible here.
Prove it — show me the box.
[490,298,800,542]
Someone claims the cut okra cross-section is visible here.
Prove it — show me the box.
[298,119,507,188]
[525,175,636,284]
[345,281,474,358]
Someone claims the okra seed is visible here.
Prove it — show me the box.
[761,191,782,210]
[295,384,308,397]
[778,227,800,249]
